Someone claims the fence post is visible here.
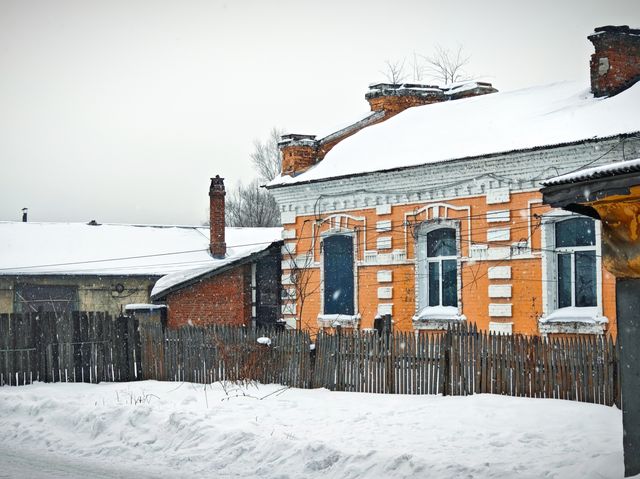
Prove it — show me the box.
[442,326,451,396]
[386,329,395,394]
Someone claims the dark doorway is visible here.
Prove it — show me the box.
[255,249,281,328]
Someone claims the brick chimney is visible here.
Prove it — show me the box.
[365,83,445,114]
[279,81,497,177]
[588,25,640,98]
[209,175,226,258]
[279,134,318,177]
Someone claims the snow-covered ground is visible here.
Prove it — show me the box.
[0,381,625,478]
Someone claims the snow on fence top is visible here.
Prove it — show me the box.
[0,222,282,277]
[268,80,640,187]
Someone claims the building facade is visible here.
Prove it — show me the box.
[267,26,640,337]
[0,177,282,328]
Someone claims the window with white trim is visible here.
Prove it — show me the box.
[323,234,355,315]
[423,227,458,307]
[414,222,464,327]
[539,212,607,334]
[317,233,360,328]
[554,217,597,308]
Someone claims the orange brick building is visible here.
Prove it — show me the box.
[267,26,640,337]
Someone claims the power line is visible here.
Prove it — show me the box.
[0,200,593,271]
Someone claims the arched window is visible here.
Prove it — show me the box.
[416,225,459,311]
[554,217,597,308]
[426,228,457,307]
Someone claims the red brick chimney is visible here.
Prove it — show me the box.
[279,81,497,177]
[365,83,445,114]
[588,25,640,98]
[209,175,226,259]
[279,134,318,177]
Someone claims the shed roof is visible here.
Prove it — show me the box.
[0,222,282,277]
[541,157,640,186]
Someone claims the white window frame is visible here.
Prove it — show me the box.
[413,220,465,330]
[539,210,607,335]
[317,229,360,328]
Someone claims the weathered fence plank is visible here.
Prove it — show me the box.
[0,314,622,407]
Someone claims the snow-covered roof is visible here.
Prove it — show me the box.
[542,157,640,186]
[268,81,640,187]
[0,222,282,277]
[149,240,278,299]
[124,303,167,311]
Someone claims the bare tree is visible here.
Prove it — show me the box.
[380,59,407,84]
[410,51,426,83]
[423,44,471,85]
[225,179,280,227]
[281,226,321,331]
[251,127,284,183]
[210,128,284,227]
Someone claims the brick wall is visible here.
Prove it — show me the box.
[166,264,251,328]
[277,176,622,337]
[589,26,640,97]
[281,143,317,177]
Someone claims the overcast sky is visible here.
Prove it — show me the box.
[1,0,639,225]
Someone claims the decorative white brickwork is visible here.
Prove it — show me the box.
[488,266,511,279]
[487,247,511,260]
[377,287,393,299]
[469,244,488,260]
[282,229,296,239]
[486,210,510,223]
[282,243,296,255]
[486,187,510,204]
[489,303,512,317]
[281,211,296,224]
[487,228,511,242]
[376,204,391,215]
[489,285,512,298]
[376,220,392,232]
[377,270,393,282]
[269,139,635,219]
[377,236,392,250]
[489,322,513,334]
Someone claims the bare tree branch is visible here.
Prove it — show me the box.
[422,44,472,85]
[282,222,321,331]
[225,179,280,227]
[380,59,407,84]
[251,127,284,183]
[410,51,426,83]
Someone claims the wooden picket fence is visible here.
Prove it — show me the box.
[138,321,312,388]
[313,324,620,406]
[0,312,621,407]
[0,312,141,386]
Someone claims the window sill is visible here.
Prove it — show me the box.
[539,307,608,335]
[317,314,361,328]
[412,306,466,330]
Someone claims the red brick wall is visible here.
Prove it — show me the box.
[281,190,617,337]
[281,144,317,176]
[589,27,640,97]
[165,265,252,328]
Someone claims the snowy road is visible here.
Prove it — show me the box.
[0,446,165,479]
[0,381,626,478]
